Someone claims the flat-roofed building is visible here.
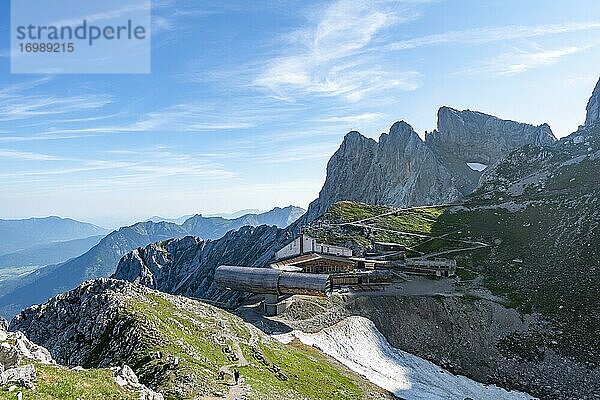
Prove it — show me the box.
[403,258,457,277]
[275,234,352,260]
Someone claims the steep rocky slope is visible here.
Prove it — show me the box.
[10,279,392,400]
[304,107,555,221]
[281,293,598,400]
[0,315,158,400]
[277,316,534,400]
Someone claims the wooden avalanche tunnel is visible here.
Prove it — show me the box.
[215,265,332,297]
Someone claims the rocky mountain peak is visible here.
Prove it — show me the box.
[389,120,417,137]
[339,130,376,150]
[380,121,421,147]
[427,106,556,164]
[585,77,600,127]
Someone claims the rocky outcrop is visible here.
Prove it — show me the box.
[112,225,290,305]
[585,78,600,127]
[111,365,164,400]
[9,279,152,369]
[305,108,556,220]
[0,316,52,389]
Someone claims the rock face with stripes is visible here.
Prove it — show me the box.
[304,108,556,221]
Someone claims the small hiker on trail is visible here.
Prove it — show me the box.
[233,368,240,385]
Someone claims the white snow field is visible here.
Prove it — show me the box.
[274,316,536,400]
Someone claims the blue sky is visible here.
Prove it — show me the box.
[1,0,599,228]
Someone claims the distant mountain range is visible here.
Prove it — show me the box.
[146,210,268,225]
[0,205,304,318]
[0,216,109,256]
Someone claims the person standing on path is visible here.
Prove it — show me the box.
[233,369,240,385]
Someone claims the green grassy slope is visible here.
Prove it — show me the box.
[123,292,388,400]
[0,364,140,400]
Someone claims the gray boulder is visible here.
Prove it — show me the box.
[0,321,53,390]
[3,364,36,389]
[112,365,164,400]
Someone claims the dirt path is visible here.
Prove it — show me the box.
[201,339,250,400]
[420,244,491,258]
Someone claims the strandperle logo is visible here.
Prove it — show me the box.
[15,20,148,47]
[11,0,151,74]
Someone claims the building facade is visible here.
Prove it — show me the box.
[275,234,353,260]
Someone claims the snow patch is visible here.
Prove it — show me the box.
[274,316,536,400]
[467,162,488,171]
[572,135,585,144]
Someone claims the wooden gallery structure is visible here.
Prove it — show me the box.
[215,233,456,315]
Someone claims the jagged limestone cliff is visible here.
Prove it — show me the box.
[304,107,556,221]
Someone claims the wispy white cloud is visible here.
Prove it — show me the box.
[152,15,175,32]
[0,77,113,123]
[253,0,424,101]
[317,112,384,124]
[0,147,236,184]
[0,77,55,98]
[0,149,66,161]
[388,20,600,50]
[465,44,594,76]
[39,102,255,137]
[0,95,113,122]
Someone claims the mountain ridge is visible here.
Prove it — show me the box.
[303,106,556,221]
